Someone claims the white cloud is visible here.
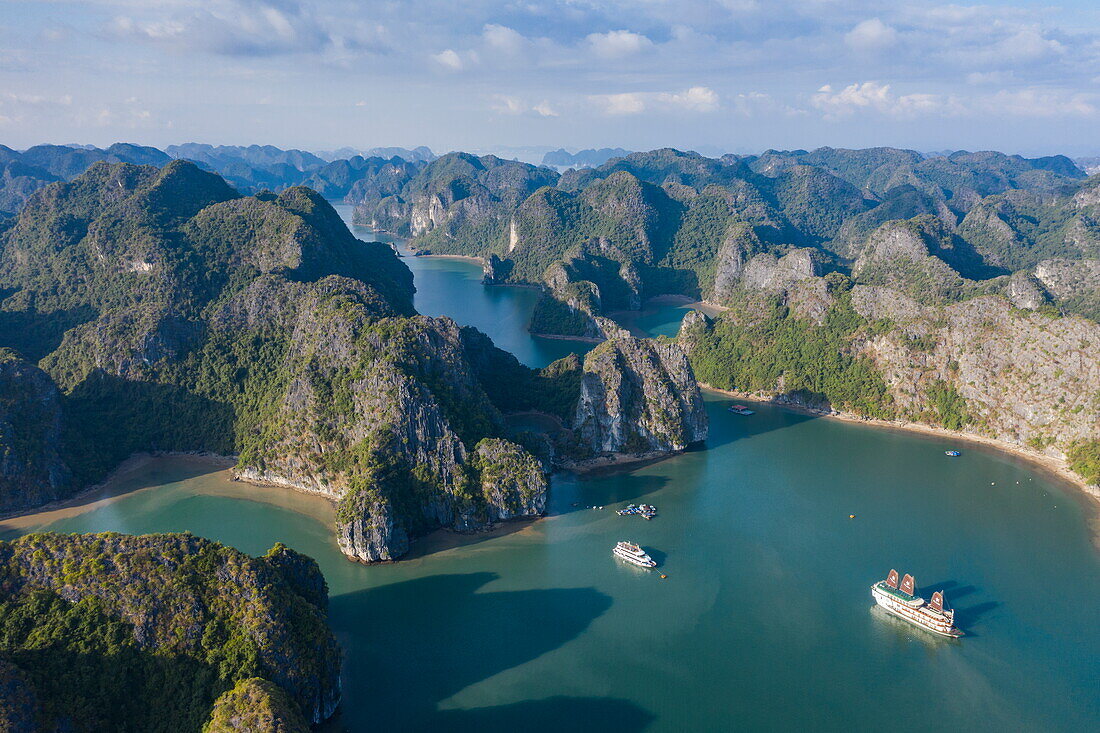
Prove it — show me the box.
[533,100,558,117]
[482,24,526,55]
[656,86,719,112]
[491,95,526,115]
[811,82,953,119]
[844,19,897,52]
[811,80,1098,120]
[106,1,335,57]
[490,96,559,117]
[596,92,647,115]
[996,30,1064,63]
[976,89,1097,118]
[949,27,1067,70]
[586,30,653,59]
[591,86,718,115]
[431,48,463,71]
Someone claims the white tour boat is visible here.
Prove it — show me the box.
[613,541,657,568]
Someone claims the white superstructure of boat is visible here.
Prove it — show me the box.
[613,541,657,568]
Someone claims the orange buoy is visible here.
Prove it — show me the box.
[660,574,668,579]
[849,514,856,519]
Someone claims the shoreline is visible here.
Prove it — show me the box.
[401,246,484,265]
[644,294,729,317]
[0,452,237,529]
[415,253,484,264]
[529,331,604,343]
[560,450,677,475]
[699,383,1100,541]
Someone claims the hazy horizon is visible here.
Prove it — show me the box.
[5,141,1099,169]
[3,1,1100,157]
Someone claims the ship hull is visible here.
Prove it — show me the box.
[613,549,656,568]
[871,585,962,638]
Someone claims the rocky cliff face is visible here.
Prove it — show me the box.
[395,153,558,256]
[471,438,548,520]
[681,213,1100,480]
[0,350,73,511]
[218,275,546,563]
[575,319,708,454]
[0,532,340,730]
[851,287,1100,451]
[0,156,702,567]
[851,218,975,302]
[1033,258,1100,319]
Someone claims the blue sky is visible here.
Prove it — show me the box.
[2,0,1099,157]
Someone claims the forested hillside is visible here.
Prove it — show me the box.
[0,533,338,731]
[0,159,707,564]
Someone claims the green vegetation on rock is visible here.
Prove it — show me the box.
[683,290,894,418]
[203,678,310,733]
[1068,440,1100,484]
[0,532,338,732]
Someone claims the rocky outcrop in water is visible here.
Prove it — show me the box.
[0,161,558,565]
[575,320,708,454]
[472,438,548,520]
[220,277,547,562]
[0,532,340,730]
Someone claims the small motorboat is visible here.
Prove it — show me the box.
[944,450,961,457]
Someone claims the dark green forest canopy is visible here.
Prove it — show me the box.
[0,532,338,732]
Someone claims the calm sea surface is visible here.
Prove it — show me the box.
[2,205,1096,731]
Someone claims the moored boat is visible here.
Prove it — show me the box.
[944,450,960,457]
[870,569,962,638]
[617,503,658,519]
[728,404,755,415]
[613,541,657,568]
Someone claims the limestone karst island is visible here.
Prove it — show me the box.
[0,1,1098,731]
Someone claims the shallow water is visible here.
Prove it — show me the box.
[4,207,1097,731]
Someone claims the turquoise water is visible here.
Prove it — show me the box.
[4,207,1097,731]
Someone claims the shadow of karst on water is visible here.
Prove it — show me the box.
[323,572,650,731]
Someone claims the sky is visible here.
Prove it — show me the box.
[2,0,1100,158]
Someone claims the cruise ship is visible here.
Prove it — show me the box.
[613,541,657,568]
[871,569,963,638]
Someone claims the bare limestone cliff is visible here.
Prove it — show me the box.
[575,319,708,454]
[851,286,1100,451]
